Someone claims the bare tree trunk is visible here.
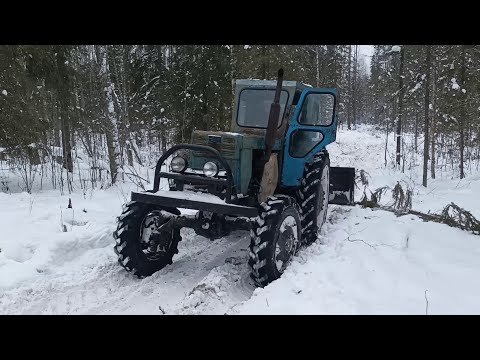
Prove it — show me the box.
[161,131,167,154]
[126,143,134,166]
[105,128,118,183]
[101,45,121,184]
[122,46,134,167]
[423,46,431,187]
[260,45,267,80]
[82,130,94,158]
[385,103,389,168]
[347,45,352,130]
[459,45,466,179]
[230,45,236,96]
[55,47,74,174]
[431,53,437,179]
[396,46,405,168]
[129,137,143,165]
[414,109,419,153]
[352,45,358,129]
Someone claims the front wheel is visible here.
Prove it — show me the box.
[113,201,182,278]
[248,195,301,287]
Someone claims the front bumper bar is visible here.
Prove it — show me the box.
[152,143,236,203]
[131,191,259,218]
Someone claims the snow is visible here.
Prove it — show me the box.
[1,125,480,314]
[451,78,460,90]
[143,189,233,205]
[235,207,480,314]
[410,82,421,94]
[2,90,7,96]
[391,45,401,53]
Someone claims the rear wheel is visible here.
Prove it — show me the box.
[248,195,301,287]
[113,201,181,278]
[296,151,330,245]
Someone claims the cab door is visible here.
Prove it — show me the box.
[281,88,338,187]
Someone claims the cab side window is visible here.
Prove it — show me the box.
[290,93,335,157]
[298,93,335,126]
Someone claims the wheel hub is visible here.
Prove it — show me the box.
[275,215,298,272]
[140,211,172,260]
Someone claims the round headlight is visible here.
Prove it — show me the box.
[203,161,218,177]
[171,156,187,172]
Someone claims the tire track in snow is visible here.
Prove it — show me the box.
[0,228,257,314]
[0,207,351,315]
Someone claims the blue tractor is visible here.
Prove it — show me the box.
[113,69,355,287]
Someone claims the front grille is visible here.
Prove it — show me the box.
[191,132,237,159]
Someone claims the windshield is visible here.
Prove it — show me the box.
[236,89,289,128]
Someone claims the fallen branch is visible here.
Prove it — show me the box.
[346,236,377,249]
[357,182,480,236]
[362,204,480,236]
[123,171,149,184]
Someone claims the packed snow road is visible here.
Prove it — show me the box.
[0,192,256,314]
[1,125,480,314]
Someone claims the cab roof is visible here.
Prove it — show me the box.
[234,79,312,93]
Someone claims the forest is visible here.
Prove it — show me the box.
[1,45,478,193]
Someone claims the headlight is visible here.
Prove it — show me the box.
[171,156,187,172]
[203,161,218,177]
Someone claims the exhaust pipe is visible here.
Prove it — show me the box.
[263,68,284,164]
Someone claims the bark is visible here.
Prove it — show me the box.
[423,46,431,187]
[459,45,466,179]
[396,46,405,168]
[105,126,118,183]
[352,45,358,129]
[55,47,73,173]
[347,45,352,130]
[431,53,437,179]
[414,110,419,153]
[260,45,267,80]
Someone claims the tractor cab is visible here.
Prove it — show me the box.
[188,78,345,200]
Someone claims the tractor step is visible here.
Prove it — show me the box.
[329,166,355,205]
[131,190,259,217]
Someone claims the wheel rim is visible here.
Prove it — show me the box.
[140,211,172,261]
[275,215,298,273]
[317,164,330,229]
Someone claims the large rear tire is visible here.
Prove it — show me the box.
[113,201,181,278]
[296,151,330,245]
[248,195,301,287]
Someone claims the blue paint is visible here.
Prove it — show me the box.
[281,88,338,187]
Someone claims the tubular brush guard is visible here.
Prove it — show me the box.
[131,143,259,219]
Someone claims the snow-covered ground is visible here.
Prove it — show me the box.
[1,125,480,314]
